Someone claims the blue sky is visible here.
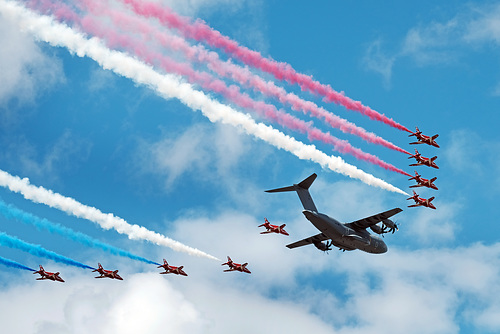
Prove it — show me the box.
[1,0,500,333]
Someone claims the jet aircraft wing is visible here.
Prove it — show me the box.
[286,232,328,249]
[347,208,403,231]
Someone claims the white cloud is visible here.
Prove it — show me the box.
[133,123,249,186]
[464,4,500,44]
[327,243,500,334]
[87,66,117,93]
[2,187,500,333]
[0,273,208,334]
[132,122,276,210]
[443,129,500,192]
[400,19,463,66]
[362,6,494,85]
[405,200,460,244]
[0,14,64,111]
[362,39,396,88]
[138,124,213,188]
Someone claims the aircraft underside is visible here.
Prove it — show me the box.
[302,210,387,254]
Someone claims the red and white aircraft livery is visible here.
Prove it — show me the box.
[408,171,438,190]
[407,190,436,210]
[157,259,188,276]
[408,149,439,169]
[258,218,289,236]
[33,265,64,282]
[221,256,251,274]
[409,127,440,148]
[92,263,123,280]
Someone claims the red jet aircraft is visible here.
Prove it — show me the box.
[92,263,123,280]
[157,259,188,276]
[408,149,439,169]
[407,190,436,210]
[221,256,251,274]
[409,127,440,148]
[258,218,289,236]
[408,171,438,190]
[33,265,64,282]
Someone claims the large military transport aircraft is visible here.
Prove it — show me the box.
[265,173,402,254]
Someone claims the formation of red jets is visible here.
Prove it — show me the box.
[29,127,442,283]
[406,127,440,210]
[32,216,295,282]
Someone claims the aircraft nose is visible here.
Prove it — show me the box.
[379,242,388,253]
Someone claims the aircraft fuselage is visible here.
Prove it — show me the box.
[302,210,387,254]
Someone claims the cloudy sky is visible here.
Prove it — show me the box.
[1,0,500,333]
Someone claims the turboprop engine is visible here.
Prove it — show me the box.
[370,219,398,235]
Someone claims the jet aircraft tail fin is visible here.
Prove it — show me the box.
[265,173,318,212]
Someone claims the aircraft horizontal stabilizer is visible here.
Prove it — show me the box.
[265,173,318,212]
[265,185,296,193]
[265,173,317,193]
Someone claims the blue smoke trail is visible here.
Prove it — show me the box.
[0,255,35,271]
[0,232,95,270]
[0,200,160,266]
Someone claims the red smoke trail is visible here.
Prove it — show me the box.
[119,0,410,132]
[85,2,408,155]
[30,0,410,175]
[36,0,410,154]
[81,20,409,175]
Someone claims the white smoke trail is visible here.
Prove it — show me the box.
[0,169,220,260]
[0,1,408,194]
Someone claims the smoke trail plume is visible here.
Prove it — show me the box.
[0,255,35,271]
[75,15,408,175]
[72,0,408,154]
[0,199,161,265]
[0,170,219,260]
[119,0,410,132]
[0,1,408,197]
[0,232,95,269]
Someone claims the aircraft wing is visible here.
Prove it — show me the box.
[286,233,328,249]
[347,208,403,231]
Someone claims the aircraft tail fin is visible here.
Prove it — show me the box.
[265,173,318,212]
